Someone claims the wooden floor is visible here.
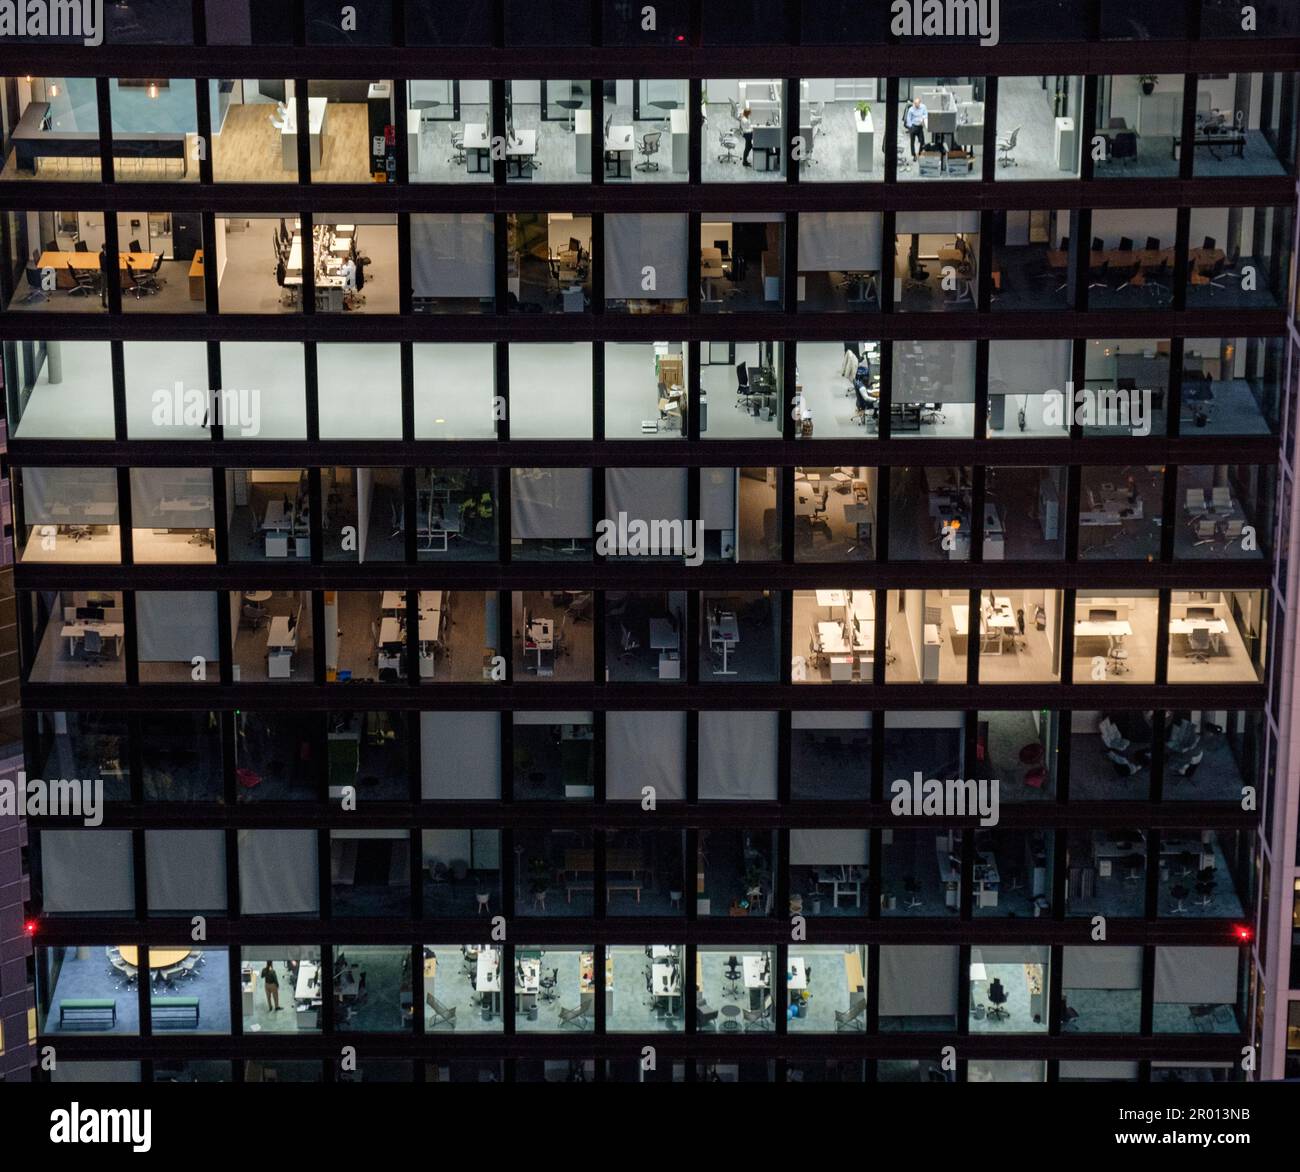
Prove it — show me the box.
[213,103,374,184]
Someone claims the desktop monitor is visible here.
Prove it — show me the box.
[569,237,582,254]
[1089,608,1119,622]
[75,606,105,622]
[381,641,404,655]
[1186,606,1216,620]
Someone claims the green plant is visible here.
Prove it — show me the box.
[855,100,872,119]
[1138,74,1159,90]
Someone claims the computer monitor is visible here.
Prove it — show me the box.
[1089,608,1119,622]
[1186,606,1216,620]
[381,641,403,655]
[75,606,105,622]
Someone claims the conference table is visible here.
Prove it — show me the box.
[118,947,190,969]
[61,620,125,658]
[38,250,157,288]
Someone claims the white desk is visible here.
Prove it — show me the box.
[61,622,124,658]
[280,97,328,170]
[465,123,536,177]
[1074,619,1134,639]
[854,107,876,172]
[742,955,772,990]
[708,612,739,675]
[786,957,808,991]
[475,951,502,1016]
[670,108,689,172]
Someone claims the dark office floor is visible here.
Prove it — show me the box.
[790,731,872,800]
[797,270,881,314]
[896,266,977,313]
[990,244,1070,313]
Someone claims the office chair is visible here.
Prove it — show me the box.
[540,967,559,1003]
[448,128,466,166]
[901,876,924,909]
[1173,750,1204,785]
[66,264,100,298]
[1061,1002,1081,1031]
[717,125,739,164]
[42,238,58,256]
[74,240,89,252]
[1091,236,1104,252]
[734,361,752,410]
[1168,884,1191,914]
[743,996,773,1032]
[1185,626,1212,663]
[1087,259,1110,291]
[722,957,742,998]
[996,125,1020,166]
[904,255,930,294]
[123,263,151,299]
[986,979,1010,1020]
[22,263,49,303]
[81,629,108,667]
[635,129,662,171]
[1203,236,1217,251]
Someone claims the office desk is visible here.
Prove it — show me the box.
[649,616,680,680]
[188,250,206,300]
[787,957,808,992]
[742,954,772,995]
[38,251,157,288]
[267,616,297,650]
[815,869,863,908]
[261,501,292,532]
[1073,619,1133,657]
[1174,130,1246,159]
[602,125,635,178]
[751,124,783,170]
[476,951,502,1016]
[525,618,555,676]
[280,97,328,170]
[465,123,536,178]
[707,612,739,675]
[843,949,866,994]
[1168,616,1229,654]
[61,622,124,658]
[670,108,689,172]
[651,962,681,1008]
[984,503,1005,560]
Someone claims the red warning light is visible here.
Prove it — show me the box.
[24,919,37,936]
[1233,924,1253,943]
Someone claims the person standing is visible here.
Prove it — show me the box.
[903,95,929,159]
[739,104,754,167]
[97,243,111,308]
[261,960,281,1012]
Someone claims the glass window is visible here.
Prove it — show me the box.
[510,468,592,560]
[604,80,688,182]
[969,946,1049,1033]
[517,829,593,917]
[604,591,685,682]
[413,343,497,439]
[1081,339,1170,437]
[1153,947,1243,1033]
[109,78,197,182]
[978,710,1060,801]
[508,213,591,313]
[899,78,985,181]
[702,79,786,181]
[240,949,323,1034]
[1166,588,1266,684]
[608,945,685,1031]
[881,829,957,916]
[423,945,502,1032]
[700,342,784,439]
[31,711,130,802]
[4,340,114,439]
[990,211,1072,311]
[508,342,592,438]
[1164,710,1261,802]
[892,342,978,437]
[1060,945,1144,1039]
[1087,208,1177,311]
[794,465,876,559]
[878,946,959,1032]
[330,831,410,917]
[985,467,1067,559]
[514,947,595,1032]
[124,341,210,440]
[318,344,401,439]
[790,838,869,919]
[135,591,219,685]
[988,339,1072,438]
[1100,0,1188,38]
[237,828,320,913]
[1073,590,1157,683]
[230,592,314,684]
[797,213,883,312]
[791,713,871,800]
[34,831,134,917]
[793,588,877,684]
[411,212,494,312]
[213,214,302,312]
[972,831,1054,918]
[505,81,591,183]
[333,946,415,1032]
[1189,73,1296,177]
[798,79,885,181]
[512,712,594,800]
[784,946,867,1032]
[604,0,688,44]
[207,1,295,44]
[1157,829,1249,919]
[37,945,138,1036]
[604,342,687,439]
[1,77,100,181]
[24,590,126,685]
[975,589,1063,683]
[1095,74,1184,179]
[16,467,120,564]
[1180,336,1282,436]
[699,214,784,312]
[1175,465,1271,561]
[698,831,776,916]
[142,712,223,802]
[884,590,967,683]
[6,209,108,313]
[1068,711,1153,802]
[306,0,391,43]
[699,594,779,682]
[404,0,492,44]
[415,468,498,561]
[226,469,307,562]
[420,713,501,800]
[218,342,307,438]
[887,468,971,562]
[512,593,594,681]
[1187,205,1292,309]
[995,77,1084,179]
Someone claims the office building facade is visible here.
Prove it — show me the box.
[2,1,1298,1083]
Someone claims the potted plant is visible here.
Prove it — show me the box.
[1138,74,1158,96]
[855,100,872,122]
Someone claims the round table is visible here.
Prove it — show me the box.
[720,1004,742,1033]
[117,946,191,969]
[244,591,272,604]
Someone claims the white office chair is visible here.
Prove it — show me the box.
[996,125,1020,167]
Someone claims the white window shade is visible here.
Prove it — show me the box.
[606,711,686,800]
[238,829,319,915]
[1060,1061,1139,1080]
[701,468,737,529]
[514,711,592,725]
[39,830,134,913]
[145,830,227,911]
[129,469,214,528]
[790,829,868,866]
[604,468,687,528]
[420,712,501,798]
[699,711,777,800]
[896,211,980,234]
[136,591,219,663]
[411,213,494,298]
[422,828,472,866]
[798,212,882,272]
[989,339,1071,396]
[605,214,688,300]
[879,945,958,1017]
[22,467,118,525]
[1154,947,1238,1004]
[1062,946,1142,989]
[511,468,591,540]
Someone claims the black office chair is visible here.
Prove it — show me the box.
[81,629,108,667]
[43,238,58,256]
[1203,236,1217,251]
[635,129,662,172]
[734,361,752,410]
[986,977,1010,1020]
[1118,236,1134,252]
[540,967,558,1003]
[1145,236,1161,251]
[22,264,49,304]
[74,240,89,252]
[1090,236,1104,252]
[66,264,98,297]
[123,263,149,299]
[722,957,742,998]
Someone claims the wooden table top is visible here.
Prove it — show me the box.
[39,250,156,271]
[117,946,190,969]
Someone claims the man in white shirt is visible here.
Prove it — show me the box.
[903,96,929,158]
[338,255,358,309]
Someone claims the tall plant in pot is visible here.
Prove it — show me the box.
[1138,75,1158,96]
